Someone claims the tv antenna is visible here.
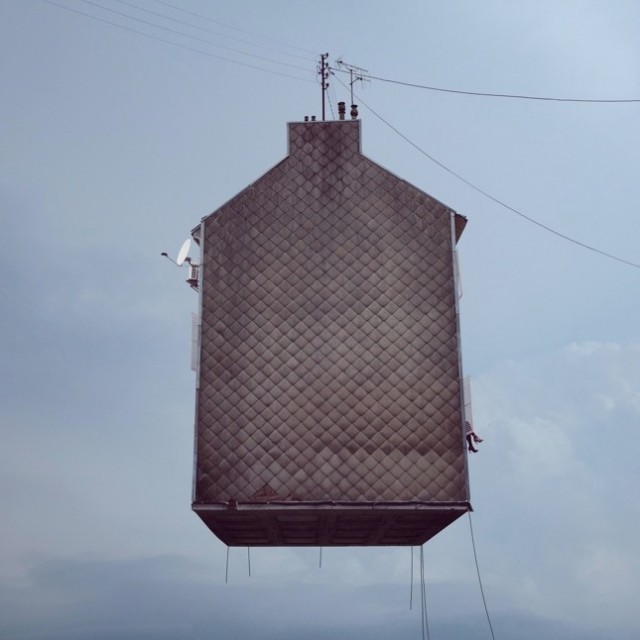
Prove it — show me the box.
[161,238,199,291]
[335,59,369,106]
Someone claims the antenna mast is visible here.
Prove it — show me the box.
[319,53,329,120]
[336,59,369,105]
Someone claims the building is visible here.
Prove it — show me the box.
[190,113,470,546]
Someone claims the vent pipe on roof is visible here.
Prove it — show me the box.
[311,115,316,122]
[338,101,346,120]
[304,116,309,122]
[350,104,358,120]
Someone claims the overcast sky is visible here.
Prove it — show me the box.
[1,1,639,639]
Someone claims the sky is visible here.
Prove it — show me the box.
[1,1,639,638]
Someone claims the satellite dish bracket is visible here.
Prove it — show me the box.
[161,238,199,291]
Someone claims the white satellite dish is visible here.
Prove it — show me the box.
[176,238,191,266]
[161,237,199,291]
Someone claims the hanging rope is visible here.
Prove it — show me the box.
[468,513,497,640]
[419,545,431,640]
[247,547,251,577]
[409,546,414,610]
[225,546,230,584]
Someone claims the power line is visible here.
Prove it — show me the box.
[114,0,316,64]
[335,79,640,270]
[39,0,314,83]
[327,81,338,121]
[79,0,311,73]
[331,66,640,103]
[151,0,318,57]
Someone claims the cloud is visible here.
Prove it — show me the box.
[0,554,632,640]
[2,261,638,639]
[470,341,640,631]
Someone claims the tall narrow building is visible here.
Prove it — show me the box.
[190,115,470,546]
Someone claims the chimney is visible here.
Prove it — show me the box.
[338,101,346,120]
[350,104,358,120]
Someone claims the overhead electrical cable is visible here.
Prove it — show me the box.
[331,66,640,103]
[151,0,318,57]
[40,0,314,83]
[78,0,311,73]
[327,81,338,120]
[335,80,640,269]
[114,0,316,64]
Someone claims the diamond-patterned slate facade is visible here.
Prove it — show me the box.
[192,119,470,546]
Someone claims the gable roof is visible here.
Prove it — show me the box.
[197,119,466,242]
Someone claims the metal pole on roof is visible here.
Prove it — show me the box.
[319,53,329,120]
